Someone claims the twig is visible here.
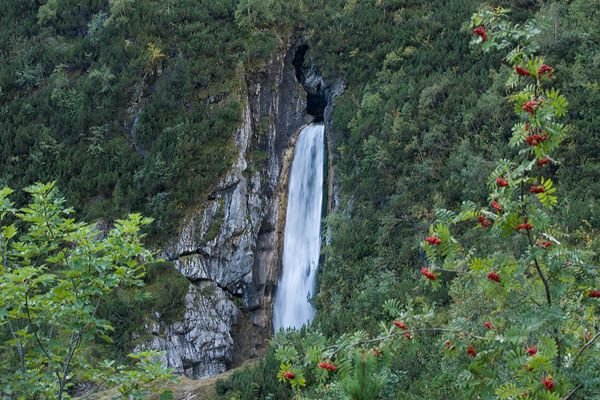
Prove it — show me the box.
[25,291,62,390]
[58,331,81,400]
[573,331,600,365]
[526,230,552,307]
[25,292,52,362]
[561,383,583,400]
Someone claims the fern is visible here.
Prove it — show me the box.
[469,256,493,272]
[455,201,479,223]
[538,336,558,360]
[306,345,325,365]
[509,122,527,148]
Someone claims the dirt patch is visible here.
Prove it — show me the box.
[78,361,257,400]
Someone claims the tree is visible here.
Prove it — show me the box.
[0,182,173,399]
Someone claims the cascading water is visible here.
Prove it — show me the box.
[273,123,324,331]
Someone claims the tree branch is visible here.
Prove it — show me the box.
[25,291,62,389]
[58,331,81,400]
[25,291,52,362]
[325,328,485,356]
[561,383,583,400]
[573,331,600,365]
[526,230,552,306]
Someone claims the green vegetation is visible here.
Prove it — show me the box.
[0,0,302,241]
[98,261,190,357]
[2,0,600,398]
[215,346,292,400]
[0,183,174,399]
[263,9,600,399]
[309,0,525,335]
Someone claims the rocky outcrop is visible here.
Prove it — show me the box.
[144,281,239,378]
[143,41,310,379]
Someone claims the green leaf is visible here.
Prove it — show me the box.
[1,224,17,240]
[275,345,299,364]
[469,257,491,272]
[382,299,402,318]
[545,88,568,118]
[100,334,114,344]
[535,177,558,208]
[538,336,558,360]
[495,382,521,399]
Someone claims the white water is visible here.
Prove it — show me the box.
[273,123,325,331]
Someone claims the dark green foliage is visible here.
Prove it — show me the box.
[98,261,189,357]
[3,0,600,397]
[307,0,512,336]
[260,6,600,398]
[224,1,600,398]
[215,347,293,400]
[340,352,382,400]
[301,0,600,342]
[0,0,284,241]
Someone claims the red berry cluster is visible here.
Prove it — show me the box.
[282,370,295,380]
[515,65,530,76]
[526,345,538,356]
[525,133,548,146]
[478,215,492,228]
[466,344,477,357]
[420,267,436,281]
[515,222,533,231]
[491,200,503,212]
[472,26,487,41]
[537,156,551,166]
[538,64,554,76]
[530,185,545,194]
[515,64,554,78]
[425,236,442,245]
[496,177,509,187]
[487,271,501,283]
[589,290,600,298]
[393,320,409,330]
[483,321,494,330]
[537,240,552,248]
[317,361,337,372]
[542,376,555,391]
[522,99,540,114]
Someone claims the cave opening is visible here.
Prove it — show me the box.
[292,44,326,123]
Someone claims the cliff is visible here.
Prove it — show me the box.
[140,41,312,378]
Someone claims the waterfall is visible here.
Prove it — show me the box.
[273,123,325,331]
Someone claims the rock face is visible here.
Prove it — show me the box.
[143,41,312,379]
[144,281,239,378]
[143,40,344,379]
